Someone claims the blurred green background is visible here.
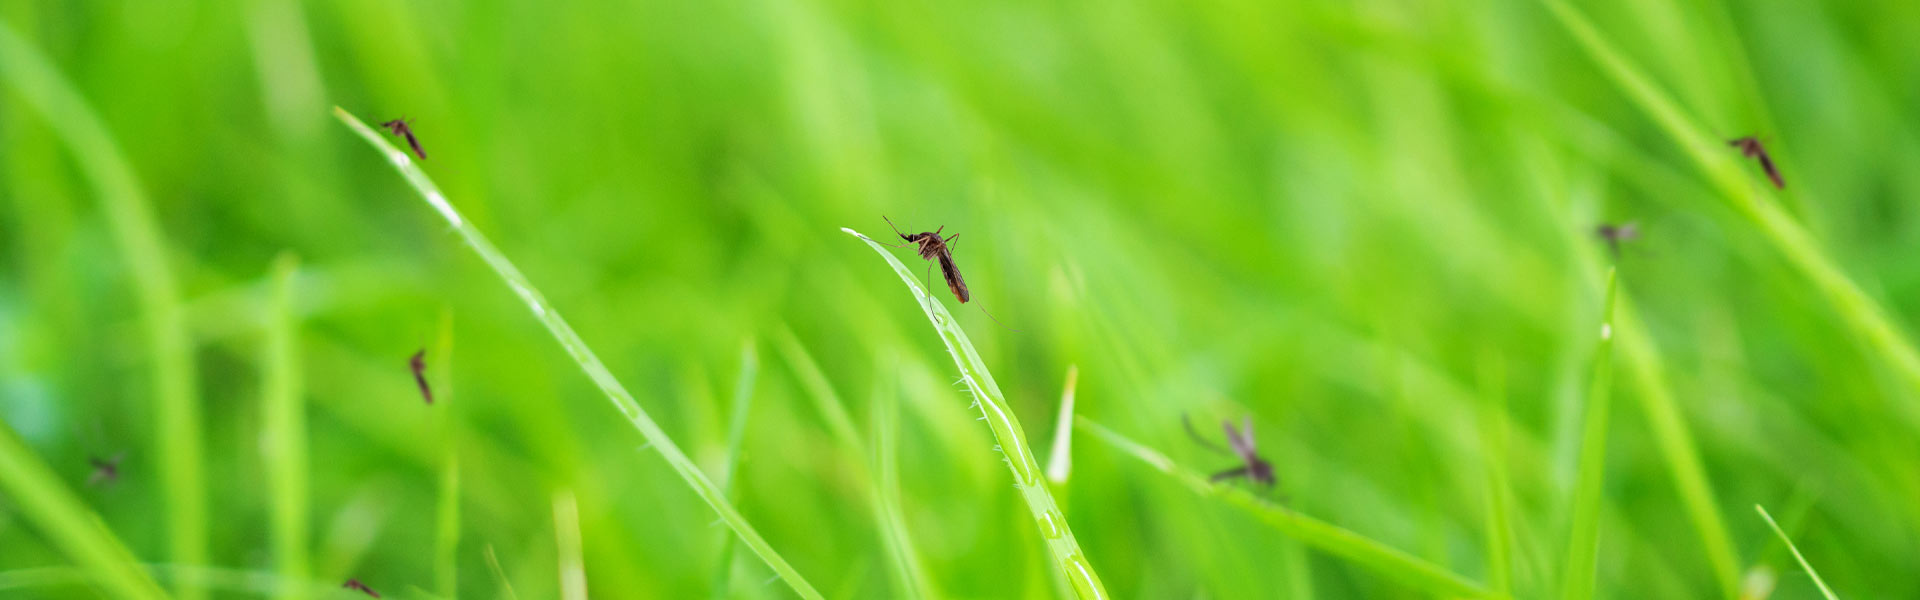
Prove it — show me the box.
[3,0,1920,597]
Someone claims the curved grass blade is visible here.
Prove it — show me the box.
[1560,268,1619,600]
[1540,0,1920,428]
[0,422,169,599]
[332,107,823,600]
[0,21,207,589]
[262,254,310,600]
[1754,505,1839,600]
[844,227,1109,600]
[1073,418,1496,599]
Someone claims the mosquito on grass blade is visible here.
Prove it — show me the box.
[1595,222,1640,258]
[877,216,1017,331]
[1729,136,1784,189]
[409,349,433,404]
[1184,414,1276,488]
[381,118,427,160]
[87,453,123,486]
[343,579,381,598]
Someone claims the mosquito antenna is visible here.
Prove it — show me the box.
[1183,413,1232,455]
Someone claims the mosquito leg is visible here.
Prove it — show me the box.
[1183,414,1232,456]
[944,233,958,251]
[1209,466,1250,482]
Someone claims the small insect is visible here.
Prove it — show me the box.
[1595,222,1640,258]
[87,454,123,486]
[343,579,381,598]
[381,118,427,160]
[409,349,433,404]
[878,217,1017,331]
[1728,136,1784,189]
[1183,414,1275,487]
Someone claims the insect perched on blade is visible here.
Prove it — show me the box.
[381,118,427,160]
[883,216,968,303]
[343,579,381,598]
[409,349,433,404]
[1728,136,1784,189]
[88,454,123,486]
[1595,222,1640,258]
[1183,414,1276,487]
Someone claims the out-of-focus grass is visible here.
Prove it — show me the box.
[1559,269,1618,600]
[4,0,1920,597]
[1754,504,1838,600]
[262,254,308,600]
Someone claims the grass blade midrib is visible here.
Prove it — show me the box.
[333,107,823,600]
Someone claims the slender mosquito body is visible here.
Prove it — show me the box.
[1729,136,1784,189]
[1183,414,1275,487]
[381,119,427,160]
[409,349,433,404]
[88,454,123,486]
[343,579,381,598]
[1595,222,1640,258]
[877,216,1017,331]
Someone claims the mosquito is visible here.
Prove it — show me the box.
[409,349,433,404]
[1728,136,1783,189]
[1595,222,1640,258]
[88,454,123,486]
[381,118,427,160]
[343,579,381,598]
[878,216,1016,331]
[1183,414,1275,487]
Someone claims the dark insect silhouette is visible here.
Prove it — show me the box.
[1595,222,1640,258]
[343,579,381,598]
[381,118,427,160]
[88,454,123,486]
[883,216,968,304]
[1728,136,1784,189]
[409,349,433,404]
[1184,414,1275,487]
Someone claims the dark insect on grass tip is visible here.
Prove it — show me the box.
[1184,414,1275,488]
[1728,136,1783,189]
[409,349,433,404]
[88,454,123,486]
[1595,222,1639,258]
[381,118,427,160]
[343,579,381,598]
[879,216,1017,332]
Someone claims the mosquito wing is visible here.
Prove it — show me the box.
[938,253,970,303]
[1223,418,1258,462]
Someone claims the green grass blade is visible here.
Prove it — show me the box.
[844,227,1109,600]
[0,421,169,599]
[1476,353,1514,597]
[483,545,522,600]
[1073,418,1496,599]
[773,324,864,453]
[552,490,587,600]
[1754,505,1839,600]
[1540,0,1920,425]
[432,311,461,600]
[871,364,939,600]
[710,340,759,599]
[1559,268,1620,600]
[333,107,824,600]
[1045,366,1080,485]
[0,20,206,591]
[262,254,310,600]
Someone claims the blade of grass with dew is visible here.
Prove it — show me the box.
[844,227,1109,599]
[710,340,758,599]
[432,310,460,600]
[332,107,823,600]
[1072,417,1497,599]
[1754,505,1840,600]
[1476,351,1514,598]
[484,545,522,600]
[0,420,169,599]
[552,490,586,600]
[870,362,939,600]
[262,253,309,600]
[0,21,207,590]
[1560,268,1619,600]
[1045,365,1079,485]
[1540,0,1920,426]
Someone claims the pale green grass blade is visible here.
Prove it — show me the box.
[432,311,461,600]
[552,490,586,600]
[483,545,522,600]
[844,227,1109,600]
[0,564,341,597]
[1540,0,1920,426]
[0,21,207,591]
[1559,268,1619,600]
[1476,353,1514,597]
[1754,505,1839,600]
[871,364,939,600]
[0,422,169,599]
[1073,418,1495,599]
[334,107,823,600]
[262,254,309,600]
[710,340,758,599]
[773,324,863,453]
[1045,365,1079,485]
